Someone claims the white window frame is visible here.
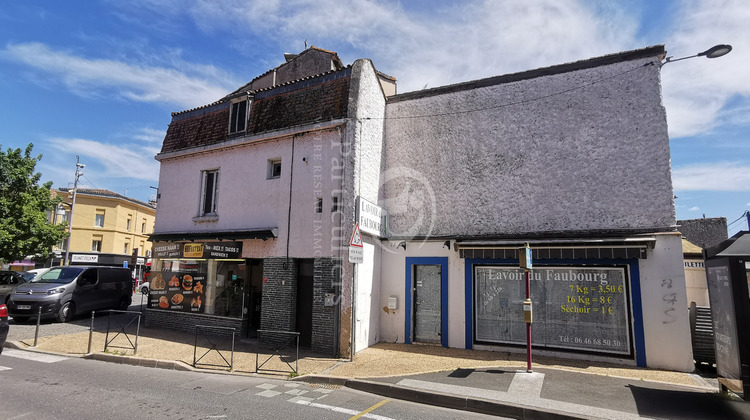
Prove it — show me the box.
[229,99,248,134]
[267,159,282,179]
[94,211,105,227]
[91,237,103,252]
[200,169,220,216]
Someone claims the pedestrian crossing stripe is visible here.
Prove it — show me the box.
[350,223,363,247]
[1,348,68,363]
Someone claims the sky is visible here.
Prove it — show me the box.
[1,0,748,236]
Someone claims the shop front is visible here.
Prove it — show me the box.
[380,235,693,371]
[145,241,260,336]
[459,239,652,365]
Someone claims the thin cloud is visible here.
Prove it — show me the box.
[90,0,749,141]
[672,162,750,191]
[48,137,160,182]
[1,42,233,109]
[168,0,637,93]
[133,127,166,144]
[662,0,750,138]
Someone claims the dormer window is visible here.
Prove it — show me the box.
[229,99,248,133]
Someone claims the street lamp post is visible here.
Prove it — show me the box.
[663,44,732,64]
[63,156,85,266]
[51,203,67,266]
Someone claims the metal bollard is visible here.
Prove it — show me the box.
[134,314,140,355]
[87,311,95,354]
[33,307,42,347]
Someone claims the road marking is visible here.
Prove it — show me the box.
[294,400,395,420]
[0,365,11,371]
[8,412,36,419]
[349,399,390,420]
[1,349,68,363]
[507,371,545,398]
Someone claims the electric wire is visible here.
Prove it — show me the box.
[727,211,748,227]
[80,174,99,190]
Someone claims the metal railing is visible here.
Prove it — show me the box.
[102,310,142,354]
[255,329,300,375]
[193,325,236,371]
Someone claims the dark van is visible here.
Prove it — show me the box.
[7,266,132,323]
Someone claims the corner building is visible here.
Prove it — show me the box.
[149,45,693,371]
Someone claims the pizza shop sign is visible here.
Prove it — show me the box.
[153,242,242,259]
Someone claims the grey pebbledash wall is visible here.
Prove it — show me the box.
[260,257,340,356]
[677,217,728,249]
[383,47,674,238]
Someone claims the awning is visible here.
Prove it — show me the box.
[705,231,750,258]
[149,228,278,242]
[456,237,656,260]
[9,260,35,267]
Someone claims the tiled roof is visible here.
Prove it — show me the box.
[161,106,230,154]
[224,46,345,100]
[682,238,703,255]
[160,68,352,154]
[57,188,155,209]
[171,99,226,117]
[248,73,350,134]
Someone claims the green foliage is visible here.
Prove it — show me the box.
[0,143,67,263]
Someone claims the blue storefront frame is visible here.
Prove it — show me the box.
[464,257,646,367]
[405,257,449,347]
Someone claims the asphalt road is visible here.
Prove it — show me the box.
[0,348,504,420]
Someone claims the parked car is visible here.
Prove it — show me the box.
[139,281,150,294]
[21,268,51,282]
[0,271,26,304]
[7,266,133,323]
[0,303,8,354]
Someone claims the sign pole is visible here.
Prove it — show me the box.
[525,268,532,372]
[520,243,533,373]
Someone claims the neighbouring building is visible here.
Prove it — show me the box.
[50,188,156,270]
[678,217,729,249]
[683,238,709,306]
[678,218,729,306]
[149,45,694,372]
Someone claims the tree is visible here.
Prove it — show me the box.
[0,143,67,264]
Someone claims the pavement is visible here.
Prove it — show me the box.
[3,302,750,419]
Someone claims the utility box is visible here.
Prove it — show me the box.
[523,299,533,323]
[387,296,398,310]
